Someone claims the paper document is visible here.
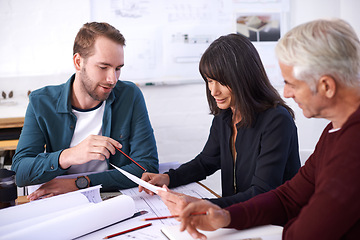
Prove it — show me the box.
[110,163,164,193]
[161,224,283,240]
[0,185,135,240]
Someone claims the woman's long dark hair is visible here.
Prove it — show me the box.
[200,33,294,127]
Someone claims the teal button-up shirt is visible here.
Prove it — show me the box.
[12,74,158,190]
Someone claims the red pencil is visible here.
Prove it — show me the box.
[141,211,207,221]
[103,223,152,239]
[114,146,147,172]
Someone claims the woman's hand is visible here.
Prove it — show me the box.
[157,185,201,215]
[139,172,170,195]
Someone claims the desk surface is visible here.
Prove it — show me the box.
[77,183,283,240]
[0,139,19,151]
[6,178,283,240]
[0,117,24,129]
[0,117,23,152]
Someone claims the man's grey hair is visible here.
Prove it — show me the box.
[275,18,360,92]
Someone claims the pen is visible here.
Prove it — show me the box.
[141,211,207,221]
[114,146,147,172]
[103,223,152,239]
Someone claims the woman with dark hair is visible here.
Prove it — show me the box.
[140,33,300,211]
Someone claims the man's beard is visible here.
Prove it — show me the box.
[80,67,112,102]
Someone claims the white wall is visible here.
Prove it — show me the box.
[1,0,359,194]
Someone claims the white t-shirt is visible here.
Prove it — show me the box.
[67,101,108,174]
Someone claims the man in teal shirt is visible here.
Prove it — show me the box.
[11,22,158,200]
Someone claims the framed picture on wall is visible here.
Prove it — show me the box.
[232,0,290,86]
[236,13,281,42]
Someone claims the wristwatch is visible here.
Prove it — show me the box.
[75,176,89,189]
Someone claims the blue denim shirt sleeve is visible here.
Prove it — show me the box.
[11,74,158,190]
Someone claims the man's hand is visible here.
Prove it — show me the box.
[139,172,170,195]
[156,186,201,216]
[178,200,231,240]
[27,178,79,201]
[59,135,122,169]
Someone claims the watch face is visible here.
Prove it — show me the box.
[76,177,88,189]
